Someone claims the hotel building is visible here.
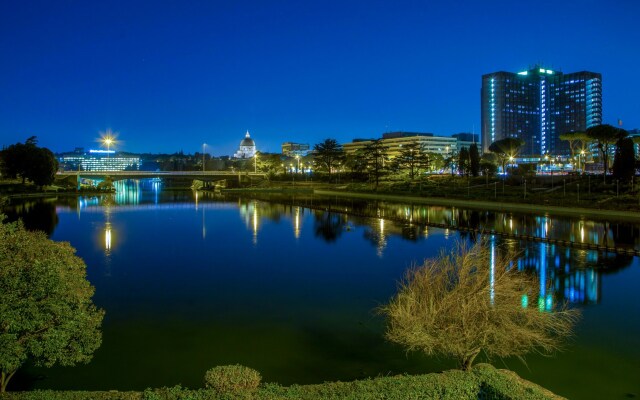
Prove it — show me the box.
[481,66,602,157]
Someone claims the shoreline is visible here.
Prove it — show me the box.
[4,185,640,222]
[313,189,640,221]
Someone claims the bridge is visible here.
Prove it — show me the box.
[56,170,268,188]
[57,171,267,179]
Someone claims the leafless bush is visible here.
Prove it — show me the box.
[380,239,579,371]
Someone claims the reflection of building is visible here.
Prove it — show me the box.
[481,66,602,156]
[234,131,257,159]
[58,148,141,171]
[282,142,310,157]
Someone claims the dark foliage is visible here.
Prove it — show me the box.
[612,137,636,181]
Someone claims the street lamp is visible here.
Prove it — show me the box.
[202,143,207,172]
[101,131,116,171]
[296,155,300,173]
[254,153,258,173]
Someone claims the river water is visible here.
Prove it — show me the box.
[3,180,639,399]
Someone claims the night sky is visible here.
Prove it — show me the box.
[1,0,638,156]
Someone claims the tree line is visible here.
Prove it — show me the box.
[0,137,58,187]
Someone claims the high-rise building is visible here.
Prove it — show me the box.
[481,66,602,157]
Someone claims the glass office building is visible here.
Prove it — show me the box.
[58,149,141,171]
[481,66,602,157]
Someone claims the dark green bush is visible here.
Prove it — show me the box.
[1,365,562,400]
[203,365,261,394]
[473,364,561,400]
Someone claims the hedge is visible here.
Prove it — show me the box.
[0,364,563,400]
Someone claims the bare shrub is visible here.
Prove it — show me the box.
[380,239,579,371]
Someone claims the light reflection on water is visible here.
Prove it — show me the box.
[3,179,639,398]
[63,182,635,309]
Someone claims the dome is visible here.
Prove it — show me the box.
[240,131,255,147]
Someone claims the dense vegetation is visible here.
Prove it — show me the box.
[0,216,104,392]
[0,137,58,187]
[0,363,562,399]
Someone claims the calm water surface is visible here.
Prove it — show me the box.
[4,180,640,399]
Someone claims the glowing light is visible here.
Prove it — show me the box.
[105,227,111,250]
[252,205,258,245]
[89,149,115,154]
[490,236,495,304]
[517,71,528,76]
[521,294,529,308]
[538,296,545,312]
[294,207,300,239]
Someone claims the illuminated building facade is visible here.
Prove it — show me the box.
[281,142,310,157]
[481,66,602,157]
[343,132,457,159]
[58,149,141,171]
[234,131,257,159]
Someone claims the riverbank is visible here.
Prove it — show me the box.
[313,188,640,221]
[0,364,563,399]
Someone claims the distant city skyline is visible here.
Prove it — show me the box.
[1,1,639,155]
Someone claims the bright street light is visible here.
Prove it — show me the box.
[100,129,117,169]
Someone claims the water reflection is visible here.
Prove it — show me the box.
[21,182,636,311]
[5,181,640,398]
[2,200,59,236]
[314,211,346,242]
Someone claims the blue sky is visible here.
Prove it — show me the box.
[1,0,638,155]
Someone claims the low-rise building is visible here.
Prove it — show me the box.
[343,132,457,158]
[58,148,141,171]
[281,142,310,157]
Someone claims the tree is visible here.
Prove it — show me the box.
[0,137,58,186]
[313,139,344,174]
[392,143,430,180]
[469,144,480,177]
[458,147,470,176]
[559,131,589,169]
[443,151,457,176]
[361,140,388,189]
[0,218,104,392]
[586,124,628,179]
[257,153,286,175]
[426,152,444,172]
[489,138,525,174]
[480,153,498,177]
[27,147,58,186]
[380,239,578,371]
[612,137,636,182]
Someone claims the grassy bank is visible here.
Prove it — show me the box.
[0,364,563,400]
